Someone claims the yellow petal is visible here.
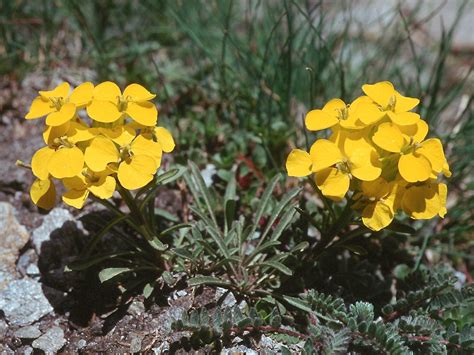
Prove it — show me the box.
[398,153,431,182]
[394,92,419,113]
[417,138,447,174]
[399,119,428,143]
[118,155,157,190]
[286,149,312,177]
[154,127,175,152]
[87,99,123,123]
[402,183,441,219]
[39,82,70,99]
[350,96,385,125]
[322,98,346,113]
[48,146,85,179]
[25,96,54,119]
[62,189,89,209]
[30,179,56,210]
[372,122,404,153]
[438,183,447,218]
[126,101,158,126]
[85,136,119,172]
[45,102,76,126]
[361,177,389,199]
[305,109,338,131]
[31,147,55,180]
[94,81,121,101]
[388,111,420,126]
[362,81,395,108]
[43,122,70,145]
[350,147,381,181]
[442,161,451,178]
[67,121,96,143]
[362,201,394,231]
[315,167,350,201]
[309,139,343,172]
[62,175,87,191]
[131,135,163,167]
[100,125,136,146]
[69,82,94,107]
[88,175,116,199]
[123,83,156,101]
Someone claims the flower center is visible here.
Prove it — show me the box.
[385,95,396,111]
[120,144,133,161]
[117,95,129,112]
[52,136,74,149]
[50,97,65,111]
[336,106,349,121]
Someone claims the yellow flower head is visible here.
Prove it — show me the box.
[87,82,158,126]
[24,81,175,210]
[287,80,450,231]
[26,82,94,126]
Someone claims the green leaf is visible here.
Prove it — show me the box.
[188,161,218,228]
[260,260,293,276]
[68,251,133,271]
[148,237,168,251]
[282,295,313,313]
[187,275,232,287]
[224,199,237,233]
[99,267,132,283]
[343,244,368,256]
[143,282,155,299]
[160,223,191,237]
[154,208,179,222]
[206,226,230,258]
[271,207,297,241]
[386,221,416,235]
[261,187,301,240]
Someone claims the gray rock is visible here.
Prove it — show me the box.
[153,340,170,354]
[0,278,53,326]
[32,326,66,354]
[128,299,145,316]
[0,319,7,339]
[130,334,144,353]
[223,345,258,355]
[23,346,34,355]
[25,264,40,277]
[31,208,74,254]
[76,339,87,350]
[0,203,30,290]
[16,249,38,277]
[14,325,42,339]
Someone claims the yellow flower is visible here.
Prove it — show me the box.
[305,96,382,131]
[401,181,447,219]
[372,122,450,182]
[30,178,56,210]
[87,82,158,126]
[84,134,162,190]
[362,81,420,126]
[286,138,381,200]
[25,82,94,126]
[355,178,396,231]
[62,169,116,209]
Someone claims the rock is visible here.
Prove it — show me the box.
[23,346,34,355]
[26,264,40,277]
[223,345,258,355]
[0,202,30,290]
[31,208,74,254]
[153,340,169,354]
[128,299,145,316]
[0,319,7,339]
[76,339,87,350]
[14,325,42,339]
[16,249,38,277]
[32,326,66,353]
[215,287,237,307]
[129,333,144,353]
[0,278,53,326]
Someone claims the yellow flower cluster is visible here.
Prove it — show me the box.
[286,81,450,231]
[25,81,175,210]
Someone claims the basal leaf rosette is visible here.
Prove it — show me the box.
[24,81,175,210]
[287,81,450,232]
